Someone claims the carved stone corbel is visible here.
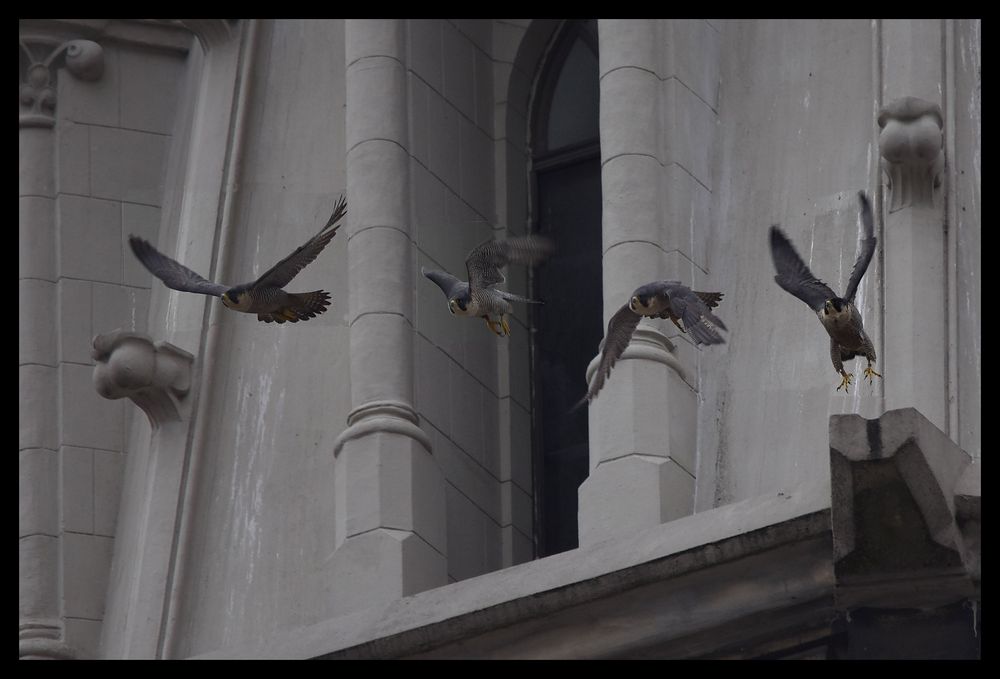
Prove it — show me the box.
[92,330,194,426]
[877,96,944,211]
[18,38,104,128]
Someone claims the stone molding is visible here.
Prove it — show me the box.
[333,400,432,456]
[18,38,104,128]
[19,620,77,660]
[877,96,945,211]
[584,325,684,388]
[92,330,194,427]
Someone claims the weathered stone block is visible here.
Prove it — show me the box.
[61,446,94,534]
[90,126,167,206]
[829,407,975,608]
[336,432,446,554]
[62,533,113,619]
[443,23,475,121]
[578,454,694,546]
[330,528,447,615]
[57,194,121,284]
[19,449,59,537]
[19,278,57,366]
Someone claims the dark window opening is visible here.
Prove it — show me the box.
[530,19,602,557]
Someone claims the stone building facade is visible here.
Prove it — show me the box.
[19,19,980,659]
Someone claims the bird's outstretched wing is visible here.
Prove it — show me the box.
[661,283,727,345]
[572,303,642,410]
[496,289,544,304]
[769,226,837,311]
[466,235,553,292]
[253,194,347,290]
[128,237,228,297]
[843,191,877,303]
[422,268,468,300]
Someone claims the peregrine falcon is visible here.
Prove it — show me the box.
[575,281,727,408]
[422,235,554,336]
[129,195,347,324]
[769,191,881,392]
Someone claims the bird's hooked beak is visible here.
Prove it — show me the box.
[221,293,233,309]
[630,295,639,311]
[448,299,457,314]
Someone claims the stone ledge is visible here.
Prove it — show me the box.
[195,477,833,659]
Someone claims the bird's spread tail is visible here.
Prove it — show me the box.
[258,290,331,323]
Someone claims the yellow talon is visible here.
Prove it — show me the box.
[863,363,882,384]
[670,316,687,334]
[836,371,854,392]
[500,316,510,336]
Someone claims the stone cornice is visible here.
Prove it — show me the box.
[19,19,201,55]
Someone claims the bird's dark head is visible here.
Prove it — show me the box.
[222,286,245,309]
[449,292,470,315]
[824,298,848,315]
[629,283,660,312]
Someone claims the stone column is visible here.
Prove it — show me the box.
[878,20,949,432]
[19,33,103,660]
[331,19,446,614]
[578,20,708,546]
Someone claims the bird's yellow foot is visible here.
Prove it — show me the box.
[836,371,854,392]
[484,318,499,335]
[670,317,687,334]
[863,363,882,384]
[500,316,510,337]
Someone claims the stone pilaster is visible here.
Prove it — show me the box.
[331,19,447,614]
[579,20,715,546]
[19,30,104,661]
[878,21,950,433]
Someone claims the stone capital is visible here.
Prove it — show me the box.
[92,330,194,427]
[19,37,104,128]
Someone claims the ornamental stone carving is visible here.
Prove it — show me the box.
[877,96,944,211]
[18,38,104,128]
[92,330,194,427]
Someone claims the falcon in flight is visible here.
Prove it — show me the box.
[575,281,727,408]
[769,191,881,392]
[422,234,553,336]
[129,195,346,324]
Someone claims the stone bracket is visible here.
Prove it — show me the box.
[92,329,194,427]
[829,407,976,610]
[877,96,945,211]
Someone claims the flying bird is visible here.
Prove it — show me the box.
[422,235,554,336]
[769,190,880,392]
[129,195,347,324]
[574,281,727,408]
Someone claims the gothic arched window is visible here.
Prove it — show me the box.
[529,19,602,557]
